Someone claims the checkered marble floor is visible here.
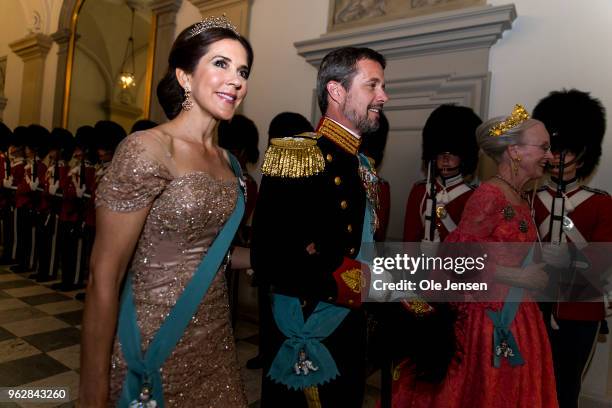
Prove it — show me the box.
[0,266,83,408]
[0,266,380,407]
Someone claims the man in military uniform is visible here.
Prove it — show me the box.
[251,47,388,407]
[532,89,612,408]
[403,104,481,245]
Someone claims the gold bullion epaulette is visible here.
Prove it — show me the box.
[261,132,325,178]
[582,186,610,196]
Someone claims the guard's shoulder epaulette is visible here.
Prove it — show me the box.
[415,179,427,186]
[582,186,610,196]
[261,134,325,178]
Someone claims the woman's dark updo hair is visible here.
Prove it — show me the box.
[157,24,254,120]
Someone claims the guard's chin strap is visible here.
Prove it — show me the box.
[545,148,585,170]
[438,165,460,175]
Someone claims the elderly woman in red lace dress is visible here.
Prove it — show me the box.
[392,105,558,408]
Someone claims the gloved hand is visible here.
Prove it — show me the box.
[48,180,60,195]
[75,183,87,198]
[2,176,13,188]
[420,239,439,258]
[542,243,571,269]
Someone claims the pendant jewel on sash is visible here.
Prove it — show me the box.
[519,220,529,233]
[495,339,515,358]
[562,215,574,232]
[358,163,380,233]
[129,382,158,408]
[294,349,319,376]
[436,204,447,219]
[502,205,515,220]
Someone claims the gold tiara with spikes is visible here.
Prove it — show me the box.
[489,104,531,137]
[188,15,238,38]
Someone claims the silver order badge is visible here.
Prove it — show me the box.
[562,215,574,232]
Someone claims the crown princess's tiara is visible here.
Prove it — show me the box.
[489,104,531,137]
[188,15,239,38]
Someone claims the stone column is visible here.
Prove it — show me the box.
[9,34,53,125]
[189,0,252,36]
[149,0,183,123]
[50,29,72,128]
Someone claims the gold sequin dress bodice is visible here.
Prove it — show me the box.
[96,134,247,407]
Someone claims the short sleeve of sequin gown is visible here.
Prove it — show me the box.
[97,133,248,407]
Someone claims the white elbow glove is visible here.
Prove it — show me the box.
[420,239,439,258]
[542,244,571,269]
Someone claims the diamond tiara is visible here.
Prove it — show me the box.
[188,15,239,38]
[489,104,531,137]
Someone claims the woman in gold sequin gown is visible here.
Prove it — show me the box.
[79,20,254,407]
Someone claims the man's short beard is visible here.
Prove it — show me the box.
[343,106,379,134]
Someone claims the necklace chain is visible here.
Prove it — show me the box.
[494,174,526,200]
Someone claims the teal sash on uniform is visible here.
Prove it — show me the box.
[485,245,535,368]
[268,154,375,390]
[117,155,245,408]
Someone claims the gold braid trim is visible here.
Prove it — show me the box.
[318,117,361,155]
[261,137,325,178]
[303,386,322,408]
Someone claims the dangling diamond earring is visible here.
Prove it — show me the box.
[182,86,193,111]
[511,155,521,176]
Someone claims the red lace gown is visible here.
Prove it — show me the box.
[391,183,558,408]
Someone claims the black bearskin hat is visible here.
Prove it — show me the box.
[267,112,314,141]
[421,104,482,176]
[533,89,606,179]
[25,124,50,156]
[94,120,127,153]
[218,114,260,165]
[0,122,12,151]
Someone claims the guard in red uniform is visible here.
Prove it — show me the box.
[11,126,43,273]
[403,104,482,246]
[0,123,15,264]
[532,89,612,408]
[52,129,84,291]
[32,129,68,282]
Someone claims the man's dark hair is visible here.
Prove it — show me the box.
[316,47,386,115]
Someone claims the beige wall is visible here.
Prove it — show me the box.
[487,0,612,193]
[0,1,28,127]
[241,0,329,174]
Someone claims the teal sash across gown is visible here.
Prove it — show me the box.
[117,154,245,408]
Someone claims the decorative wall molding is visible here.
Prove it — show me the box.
[9,33,54,125]
[295,4,516,67]
[9,34,53,62]
[384,72,491,119]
